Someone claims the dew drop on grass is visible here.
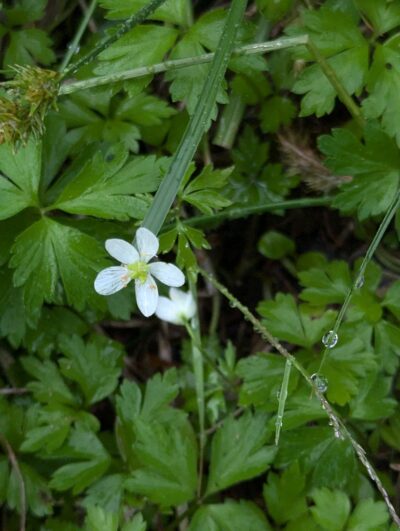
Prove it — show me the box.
[310,373,328,393]
[322,330,338,349]
[355,275,364,289]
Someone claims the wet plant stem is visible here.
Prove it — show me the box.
[185,278,205,499]
[199,268,400,527]
[59,35,309,94]
[0,435,26,531]
[59,0,98,72]
[318,189,400,371]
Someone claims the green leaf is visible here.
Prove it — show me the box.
[3,0,47,25]
[298,260,351,305]
[349,371,396,420]
[318,124,400,219]
[182,165,232,214]
[21,406,72,453]
[236,353,296,411]
[347,499,389,530]
[189,500,272,531]
[82,474,125,513]
[3,28,55,69]
[52,145,162,220]
[258,230,295,260]
[310,488,350,531]
[100,0,190,26]
[50,425,111,494]
[21,357,77,406]
[322,333,376,405]
[289,7,368,116]
[124,417,198,506]
[382,280,400,320]
[58,335,123,405]
[10,217,106,314]
[374,319,400,374]
[94,25,178,76]
[258,293,336,348]
[8,462,52,517]
[263,462,307,524]
[84,505,118,531]
[260,96,296,133]
[355,0,400,34]
[206,412,276,495]
[363,39,400,144]
[0,139,41,219]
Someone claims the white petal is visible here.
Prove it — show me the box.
[94,267,130,295]
[105,239,139,264]
[136,227,159,263]
[170,288,196,319]
[149,262,185,287]
[135,274,158,317]
[155,296,183,325]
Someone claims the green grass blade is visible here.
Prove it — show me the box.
[142,0,248,235]
[275,359,292,446]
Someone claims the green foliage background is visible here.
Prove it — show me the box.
[1,0,400,529]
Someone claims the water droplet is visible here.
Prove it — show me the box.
[355,275,364,289]
[67,43,80,55]
[310,373,328,393]
[322,330,338,349]
[229,301,237,308]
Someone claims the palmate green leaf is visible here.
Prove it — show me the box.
[318,124,400,219]
[310,488,351,531]
[165,9,228,115]
[58,335,124,405]
[124,414,198,506]
[85,506,119,531]
[182,165,232,215]
[21,356,77,406]
[236,353,297,411]
[347,499,388,530]
[3,0,47,25]
[51,144,164,220]
[263,462,308,525]
[363,38,400,144]
[3,28,55,68]
[298,260,351,305]
[206,411,276,495]
[94,25,178,76]
[374,319,400,373]
[349,371,396,421]
[7,462,52,517]
[355,0,400,34]
[82,474,125,513]
[50,425,111,494]
[10,217,107,314]
[100,0,189,26]
[288,6,368,117]
[189,500,272,531]
[0,139,41,220]
[257,293,336,348]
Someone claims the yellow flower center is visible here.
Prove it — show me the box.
[127,261,149,283]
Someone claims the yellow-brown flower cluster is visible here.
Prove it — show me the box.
[0,66,60,146]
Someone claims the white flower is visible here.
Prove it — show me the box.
[156,288,196,325]
[94,227,185,317]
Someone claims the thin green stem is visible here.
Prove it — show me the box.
[199,268,400,527]
[59,0,98,72]
[306,39,365,128]
[62,0,168,78]
[160,197,332,232]
[275,359,291,446]
[59,35,309,94]
[185,277,205,498]
[141,0,248,235]
[318,189,400,371]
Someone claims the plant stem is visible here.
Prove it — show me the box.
[141,0,248,235]
[58,0,98,72]
[306,39,365,128]
[199,268,400,527]
[59,35,309,94]
[0,435,26,531]
[318,189,400,371]
[275,359,291,446]
[186,277,206,499]
[160,197,332,232]
[62,0,168,78]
